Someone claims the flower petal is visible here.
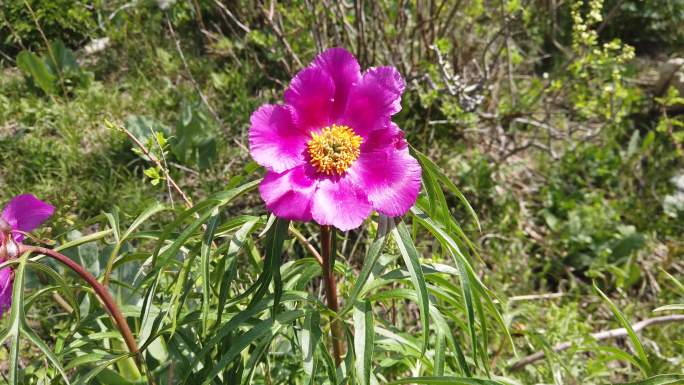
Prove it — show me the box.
[1,194,54,242]
[259,165,317,222]
[348,125,421,216]
[284,67,335,131]
[311,176,372,231]
[249,104,309,173]
[340,66,405,137]
[0,267,12,318]
[312,48,361,119]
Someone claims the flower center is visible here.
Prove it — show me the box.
[307,124,362,175]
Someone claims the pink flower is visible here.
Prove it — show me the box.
[0,194,54,317]
[249,48,421,231]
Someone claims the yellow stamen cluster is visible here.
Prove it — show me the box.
[307,124,363,175]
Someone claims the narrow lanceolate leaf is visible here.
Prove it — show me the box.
[242,334,276,384]
[454,254,478,367]
[434,332,446,376]
[391,220,430,354]
[121,202,167,241]
[388,376,506,385]
[412,147,481,231]
[54,229,113,252]
[617,374,684,385]
[5,256,26,385]
[594,282,651,376]
[660,269,684,295]
[217,218,260,324]
[302,311,323,385]
[201,210,220,336]
[353,300,374,385]
[73,354,134,385]
[200,310,305,385]
[21,323,71,384]
[653,304,684,312]
[411,206,516,355]
[342,216,390,315]
[265,217,290,316]
[4,254,70,384]
[342,324,355,384]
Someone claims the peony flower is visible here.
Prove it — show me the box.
[0,194,54,317]
[249,48,421,231]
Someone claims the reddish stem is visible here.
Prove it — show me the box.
[20,245,140,360]
[320,225,344,366]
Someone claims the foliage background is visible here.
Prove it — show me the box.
[1,0,684,384]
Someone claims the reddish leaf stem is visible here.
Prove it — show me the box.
[20,245,140,361]
[320,225,344,366]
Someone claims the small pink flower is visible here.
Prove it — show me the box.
[249,48,421,231]
[0,194,54,317]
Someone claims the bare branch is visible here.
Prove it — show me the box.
[509,314,684,371]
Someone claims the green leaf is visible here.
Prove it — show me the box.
[242,334,275,384]
[262,217,290,316]
[412,147,481,231]
[3,257,25,385]
[54,229,113,252]
[181,292,307,381]
[73,354,133,385]
[341,216,390,315]
[200,310,305,385]
[411,206,515,355]
[21,322,71,384]
[434,331,446,376]
[653,304,684,312]
[594,282,651,375]
[94,368,147,385]
[197,138,217,170]
[454,252,478,367]
[266,218,290,317]
[143,167,161,184]
[388,376,505,384]
[139,180,258,329]
[302,310,323,384]
[661,269,684,295]
[3,254,70,384]
[391,220,430,354]
[121,202,167,242]
[353,300,374,385]
[124,115,172,145]
[25,261,79,320]
[17,50,56,94]
[216,217,260,324]
[45,39,80,76]
[201,211,220,336]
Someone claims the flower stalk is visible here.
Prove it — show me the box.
[320,225,344,366]
[20,244,140,361]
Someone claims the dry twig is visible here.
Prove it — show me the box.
[509,314,684,371]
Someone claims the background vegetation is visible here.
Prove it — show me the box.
[1,0,684,384]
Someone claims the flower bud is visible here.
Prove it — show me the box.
[0,218,18,260]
